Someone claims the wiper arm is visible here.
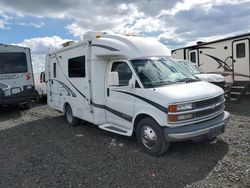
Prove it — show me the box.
[177,78,199,83]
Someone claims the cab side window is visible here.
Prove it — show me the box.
[111,61,132,86]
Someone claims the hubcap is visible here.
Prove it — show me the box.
[141,126,157,149]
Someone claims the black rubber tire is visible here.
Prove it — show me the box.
[23,101,31,110]
[65,105,79,127]
[136,117,169,156]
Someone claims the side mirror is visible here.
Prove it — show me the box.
[107,72,119,86]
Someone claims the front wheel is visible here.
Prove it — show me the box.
[65,105,79,126]
[136,117,169,156]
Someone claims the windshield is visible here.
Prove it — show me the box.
[177,60,202,75]
[131,57,197,88]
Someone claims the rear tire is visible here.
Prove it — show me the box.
[136,117,169,156]
[65,105,79,127]
[22,101,31,110]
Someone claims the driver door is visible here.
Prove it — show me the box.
[106,61,135,129]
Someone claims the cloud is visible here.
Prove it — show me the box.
[16,22,45,28]
[1,0,250,52]
[14,36,70,73]
[0,12,12,29]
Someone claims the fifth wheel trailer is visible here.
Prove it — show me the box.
[172,33,250,101]
[0,44,35,108]
[46,32,229,156]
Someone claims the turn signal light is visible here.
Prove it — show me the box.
[168,105,177,112]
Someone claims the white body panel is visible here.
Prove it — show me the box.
[172,33,250,82]
[0,44,35,105]
[195,73,225,82]
[46,32,226,137]
[34,71,47,97]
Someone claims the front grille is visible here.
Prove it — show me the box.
[195,95,222,108]
[196,103,224,118]
[193,95,224,120]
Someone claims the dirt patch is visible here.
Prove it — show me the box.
[0,98,249,187]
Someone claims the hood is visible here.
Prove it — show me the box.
[195,73,225,82]
[148,81,224,104]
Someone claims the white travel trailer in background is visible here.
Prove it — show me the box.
[34,71,47,102]
[46,32,229,156]
[172,33,250,102]
[0,44,35,108]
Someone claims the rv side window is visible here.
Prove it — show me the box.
[0,52,28,74]
[236,43,245,58]
[190,52,196,63]
[68,56,85,77]
[111,62,132,86]
[41,72,45,82]
[53,63,56,78]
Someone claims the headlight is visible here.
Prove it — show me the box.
[168,103,193,112]
[169,113,194,122]
[168,103,194,123]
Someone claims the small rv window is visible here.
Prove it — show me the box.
[68,56,85,77]
[0,52,28,74]
[41,72,45,82]
[236,43,245,58]
[111,62,132,86]
[53,63,56,78]
[190,52,196,63]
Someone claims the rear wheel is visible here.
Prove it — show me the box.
[65,104,79,126]
[22,101,31,110]
[136,117,169,156]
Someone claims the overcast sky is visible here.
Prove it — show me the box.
[0,0,250,72]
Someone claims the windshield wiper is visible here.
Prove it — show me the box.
[177,78,199,83]
[146,80,174,87]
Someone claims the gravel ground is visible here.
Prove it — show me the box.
[0,97,249,188]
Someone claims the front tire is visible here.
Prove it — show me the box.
[136,117,169,156]
[65,105,79,127]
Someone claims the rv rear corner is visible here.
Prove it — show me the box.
[0,44,35,108]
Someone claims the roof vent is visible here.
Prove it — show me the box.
[61,41,74,47]
[196,41,204,45]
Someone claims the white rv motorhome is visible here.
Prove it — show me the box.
[172,33,250,102]
[46,32,229,156]
[34,71,47,102]
[0,44,35,108]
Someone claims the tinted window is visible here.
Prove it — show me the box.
[40,72,45,82]
[53,63,56,78]
[111,62,132,86]
[236,43,245,58]
[68,56,85,77]
[0,52,28,74]
[190,52,196,63]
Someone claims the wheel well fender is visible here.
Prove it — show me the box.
[133,110,166,132]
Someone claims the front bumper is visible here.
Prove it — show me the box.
[164,111,230,142]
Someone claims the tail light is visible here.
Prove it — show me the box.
[25,73,31,80]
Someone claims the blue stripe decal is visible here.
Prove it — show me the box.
[112,90,168,114]
[91,44,119,51]
[93,103,133,122]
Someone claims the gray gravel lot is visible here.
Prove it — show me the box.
[0,98,249,188]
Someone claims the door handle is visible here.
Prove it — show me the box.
[107,88,110,97]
